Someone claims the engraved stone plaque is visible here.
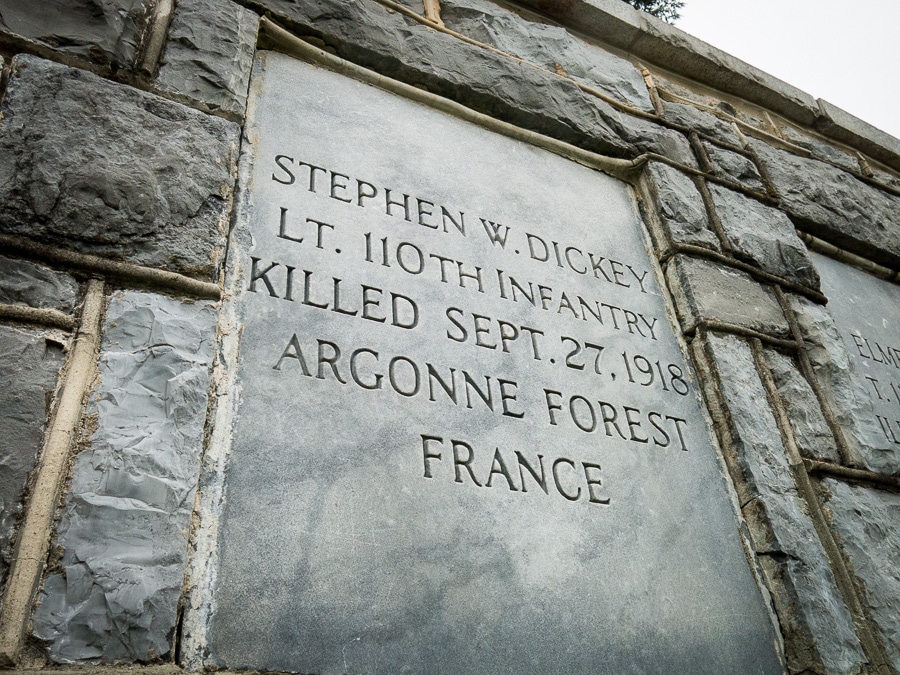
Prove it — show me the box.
[811,251,900,472]
[206,51,782,673]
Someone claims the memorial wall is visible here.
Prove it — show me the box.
[0,0,897,673]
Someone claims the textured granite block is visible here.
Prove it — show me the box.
[33,291,217,663]
[661,100,738,146]
[0,327,66,587]
[822,479,900,671]
[765,349,840,463]
[0,256,79,313]
[776,124,859,173]
[700,333,865,673]
[800,253,900,475]
[0,55,239,281]
[440,0,654,112]
[703,142,764,192]
[666,254,789,337]
[251,0,695,165]
[817,98,900,172]
[707,183,818,289]
[750,139,900,269]
[788,293,893,474]
[643,162,720,251]
[0,0,152,70]
[156,0,260,118]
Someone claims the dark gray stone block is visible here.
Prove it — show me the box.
[776,124,859,172]
[666,254,789,337]
[702,333,865,674]
[750,139,900,269]
[805,253,900,475]
[156,0,260,119]
[0,0,152,70]
[252,0,695,165]
[788,292,891,473]
[33,291,216,663]
[661,100,738,145]
[765,349,840,463]
[0,255,79,313]
[0,55,239,281]
[707,183,818,289]
[822,479,900,671]
[0,327,66,587]
[643,162,720,251]
[702,142,764,192]
[440,0,654,112]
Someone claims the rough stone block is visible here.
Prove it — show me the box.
[765,349,840,463]
[666,254,789,337]
[661,100,738,145]
[0,55,239,281]
[822,479,900,672]
[776,123,859,173]
[642,162,719,251]
[252,0,695,165]
[700,333,865,673]
[750,139,900,269]
[0,0,152,70]
[156,0,260,119]
[703,142,764,192]
[0,327,66,587]
[440,0,654,112]
[788,293,893,474]
[707,183,819,289]
[0,256,79,313]
[32,291,217,663]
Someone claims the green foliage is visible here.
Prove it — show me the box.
[623,0,684,22]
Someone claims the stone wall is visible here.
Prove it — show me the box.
[0,0,897,672]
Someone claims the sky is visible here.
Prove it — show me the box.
[675,0,900,140]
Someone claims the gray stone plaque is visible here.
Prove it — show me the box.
[205,51,781,673]
[812,251,900,472]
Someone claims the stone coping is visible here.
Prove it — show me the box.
[516,0,900,171]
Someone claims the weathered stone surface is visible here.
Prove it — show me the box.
[666,254,789,337]
[0,56,239,281]
[766,349,840,463]
[817,98,900,173]
[440,0,654,112]
[0,0,152,70]
[252,0,696,165]
[703,142,764,192]
[700,333,865,674]
[803,253,900,475]
[33,291,216,663]
[750,139,900,269]
[822,479,900,671]
[517,0,820,126]
[156,0,260,118]
[0,327,66,587]
[788,292,891,473]
[776,123,859,172]
[0,255,79,313]
[199,52,782,674]
[642,162,719,251]
[661,100,738,145]
[707,183,819,288]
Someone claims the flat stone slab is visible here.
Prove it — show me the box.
[811,252,900,474]
[204,51,782,674]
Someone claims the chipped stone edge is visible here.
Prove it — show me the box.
[514,0,900,170]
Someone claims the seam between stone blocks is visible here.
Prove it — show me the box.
[0,279,105,667]
[750,338,894,675]
[0,304,75,332]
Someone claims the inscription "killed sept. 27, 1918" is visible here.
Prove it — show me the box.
[246,154,693,504]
